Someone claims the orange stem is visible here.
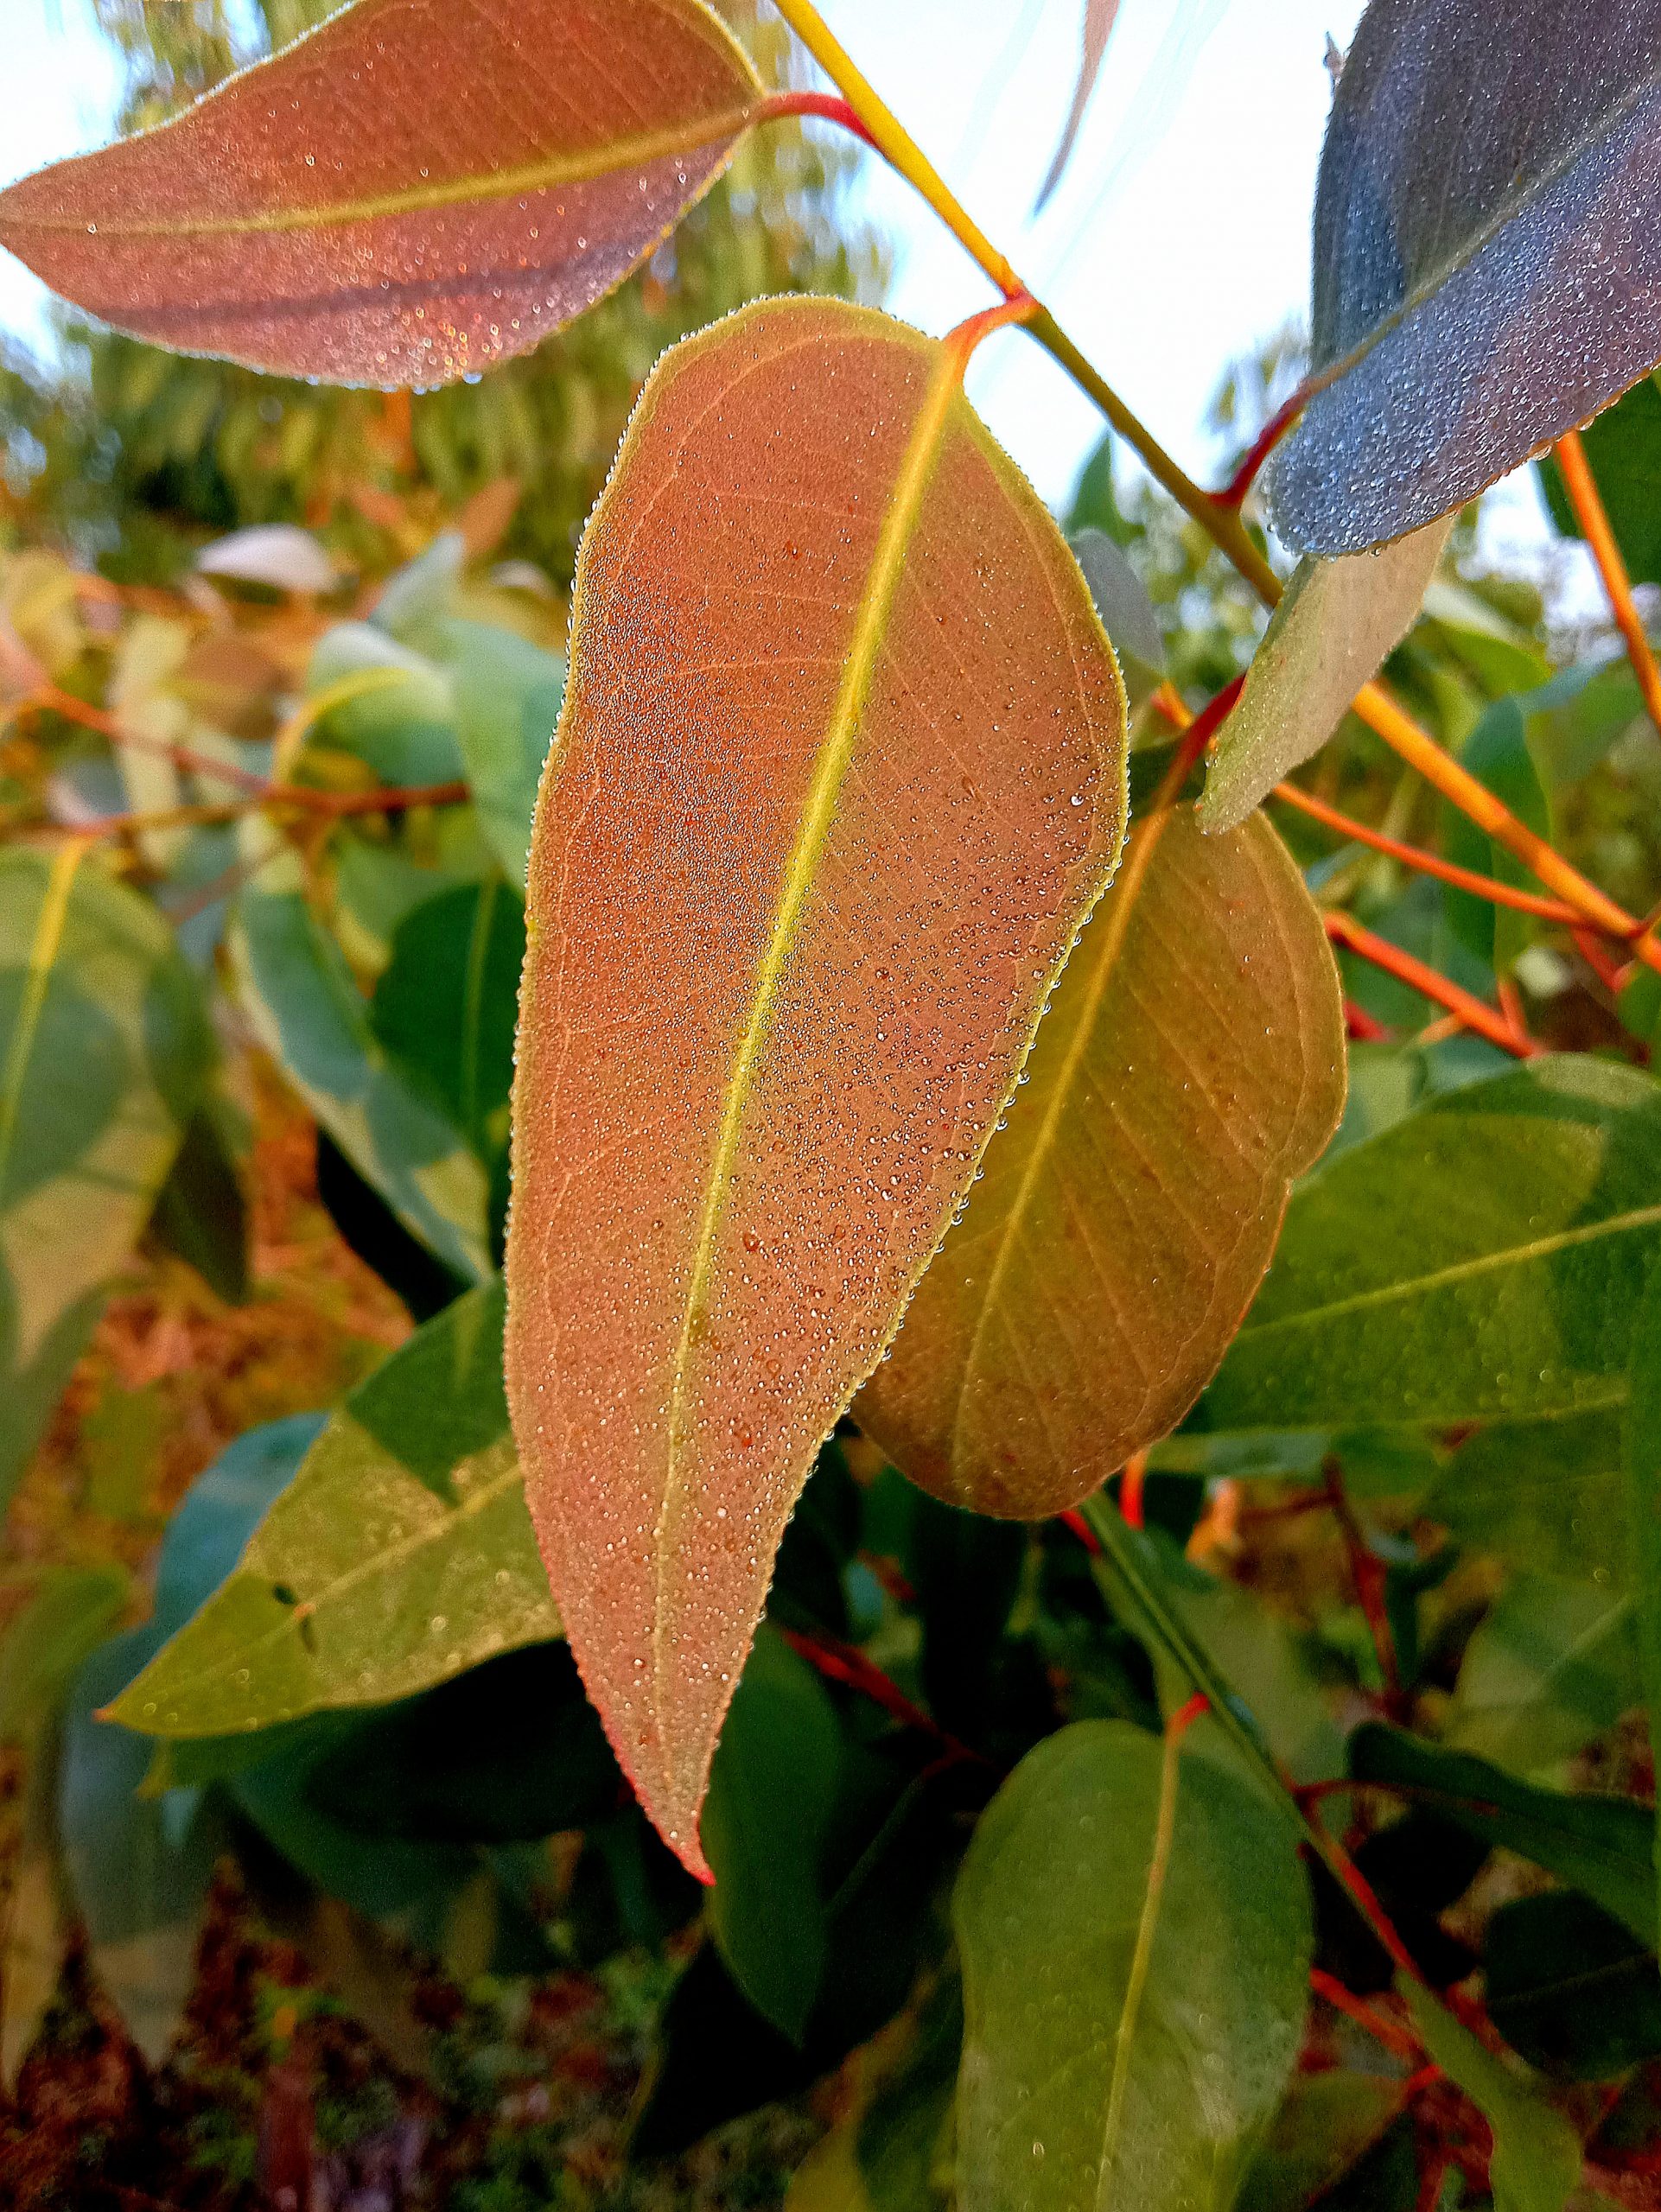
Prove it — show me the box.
[1274,780,1586,928]
[1323,910,1539,1059]
[1118,1450,1148,1530]
[1555,428,1661,739]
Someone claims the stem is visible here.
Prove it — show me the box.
[1215,386,1307,511]
[760,88,877,146]
[1323,910,1538,1059]
[779,1625,988,1768]
[1555,429,1661,739]
[15,779,471,847]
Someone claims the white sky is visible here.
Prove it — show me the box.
[0,0,1571,571]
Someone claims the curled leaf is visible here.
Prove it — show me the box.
[0,0,764,386]
[1268,0,1661,554]
[506,298,1128,1875]
[856,802,1344,1518]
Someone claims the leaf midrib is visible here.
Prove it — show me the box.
[1096,1727,1184,2208]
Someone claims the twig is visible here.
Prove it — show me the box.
[1555,429,1661,739]
[1323,910,1539,1058]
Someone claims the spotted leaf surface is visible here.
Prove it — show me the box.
[857,802,1343,1518]
[0,0,763,387]
[506,298,1128,1876]
[1268,0,1661,553]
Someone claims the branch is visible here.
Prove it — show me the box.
[1554,428,1661,738]
[1322,910,1539,1059]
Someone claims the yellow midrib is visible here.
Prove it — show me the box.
[653,335,961,1719]
[1096,1726,1185,2208]
[7,111,759,243]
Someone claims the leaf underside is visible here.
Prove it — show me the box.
[506,297,1128,1875]
[857,803,1345,1518]
[0,0,763,386]
[1268,0,1661,553]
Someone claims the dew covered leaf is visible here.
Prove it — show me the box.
[953,1720,1312,2212]
[0,0,765,387]
[1199,522,1450,830]
[505,297,1128,1877]
[0,848,211,1512]
[1429,1409,1627,1589]
[856,801,1343,1519]
[105,1283,559,1740]
[1267,0,1661,554]
[1204,1058,1661,1433]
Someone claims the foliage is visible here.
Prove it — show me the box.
[7,0,1661,2206]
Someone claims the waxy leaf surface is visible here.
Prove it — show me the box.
[506,298,1128,1875]
[0,0,763,386]
[1267,0,1661,554]
[1200,522,1451,831]
[954,1720,1312,2212]
[857,802,1343,1518]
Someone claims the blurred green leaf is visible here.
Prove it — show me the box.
[1238,2072,1403,2212]
[370,878,524,1165]
[1430,1409,1626,1587]
[1403,1982,1580,2212]
[704,1625,840,2044]
[1206,1058,1661,1433]
[953,1720,1311,2212]
[148,1101,250,1305]
[1540,372,1661,585]
[1624,1262,1661,1955]
[442,619,563,884]
[1487,1891,1661,2080]
[230,823,491,1282]
[105,1283,557,1740]
[0,1564,130,1739]
[0,847,211,1508]
[1447,1573,1639,1773]
[1070,527,1164,706]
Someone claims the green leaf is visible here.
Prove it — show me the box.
[442,619,563,885]
[370,879,524,1165]
[1440,697,1551,975]
[1402,1981,1581,2212]
[0,847,211,1508]
[1349,1722,1654,1944]
[308,622,464,788]
[1070,527,1165,706]
[1540,372,1661,586]
[1200,521,1450,830]
[149,1102,250,1306]
[953,1719,1312,2212]
[703,1625,840,2044]
[1238,2073,1404,2212]
[1487,1891,1661,2081]
[230,823,491,1283]
[1447,1573,1639,1773]
[1623,1262,1661,1956]
[1430,1409,1627,1588]
[1266,1,1661,554]
[0,1565,129,1739]
[105,1284,558,1740]
[1206,1058,1661,1433]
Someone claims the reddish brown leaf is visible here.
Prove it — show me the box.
[505,298,1127,1873]
[856,800,1346,1519]
[0,0,763,387]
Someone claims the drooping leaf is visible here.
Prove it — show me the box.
[703,1625,840,2043]
[1401,1982,1581,2212]
[1446,1573,1639,1773]
[953,1720,1312,2212]
[150,1101,251,1306]
[1034,0,1123,212]
[1266,0,1661,554]
[0,0,765,386]
[1349,1722,1655,1944]
[1540,372,1661,585]
[1625,1263,1661,1955]
[1487,1891,1661,2081]
[506,297,1128,1874]
[857,800,1343,1517]
[0,847,211,1510]
[1069,526,1166,706]
[106,1284,558,1741]
[1200,521,1451,830]
[1205,1058,1661,1433]
[230,822,493,1284]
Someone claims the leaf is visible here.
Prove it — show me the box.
[1348,1722,1655,1944]
[197,524,336,594]
[1205,1058,1661,1433]
[952,1720,1312,2212]
[1034,0,1123,212]
[442,620,564,885]
[703,1625,840,2043]
[856,801,1344,1519]
[1446,1573,1639,1772]
[0,847,211,1510]
[106,1284,559,1740]
[1402,1982,1581,2212]
[0,0,765,386]
[1540,372,1661,585]
[1265,0,1661,555]
[1237,2073,1404,2212]
[0,1565,129,1740]
[505,296,1128,1875]
[1624,1262,1661,1955]
[1199,521,1451,830]
[1486,1891,1661,2081]
[230,822,492,1283]
[1069,527,1166,706]
[1429,1409,1628,1589]
[370,878,525,1164]
[150,1102,251,1306]
[1439,697,1551,976]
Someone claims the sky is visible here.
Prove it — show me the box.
[0,0,1569,566]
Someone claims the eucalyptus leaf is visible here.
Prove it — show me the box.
[1447,1573,1639,1772]
[1402,1983,1581,2212]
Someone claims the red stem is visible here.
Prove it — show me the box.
[760,88,878,147]
[1214,385,1308,510]
[779,1625,989,1767]
[1324,910,1540,1059]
